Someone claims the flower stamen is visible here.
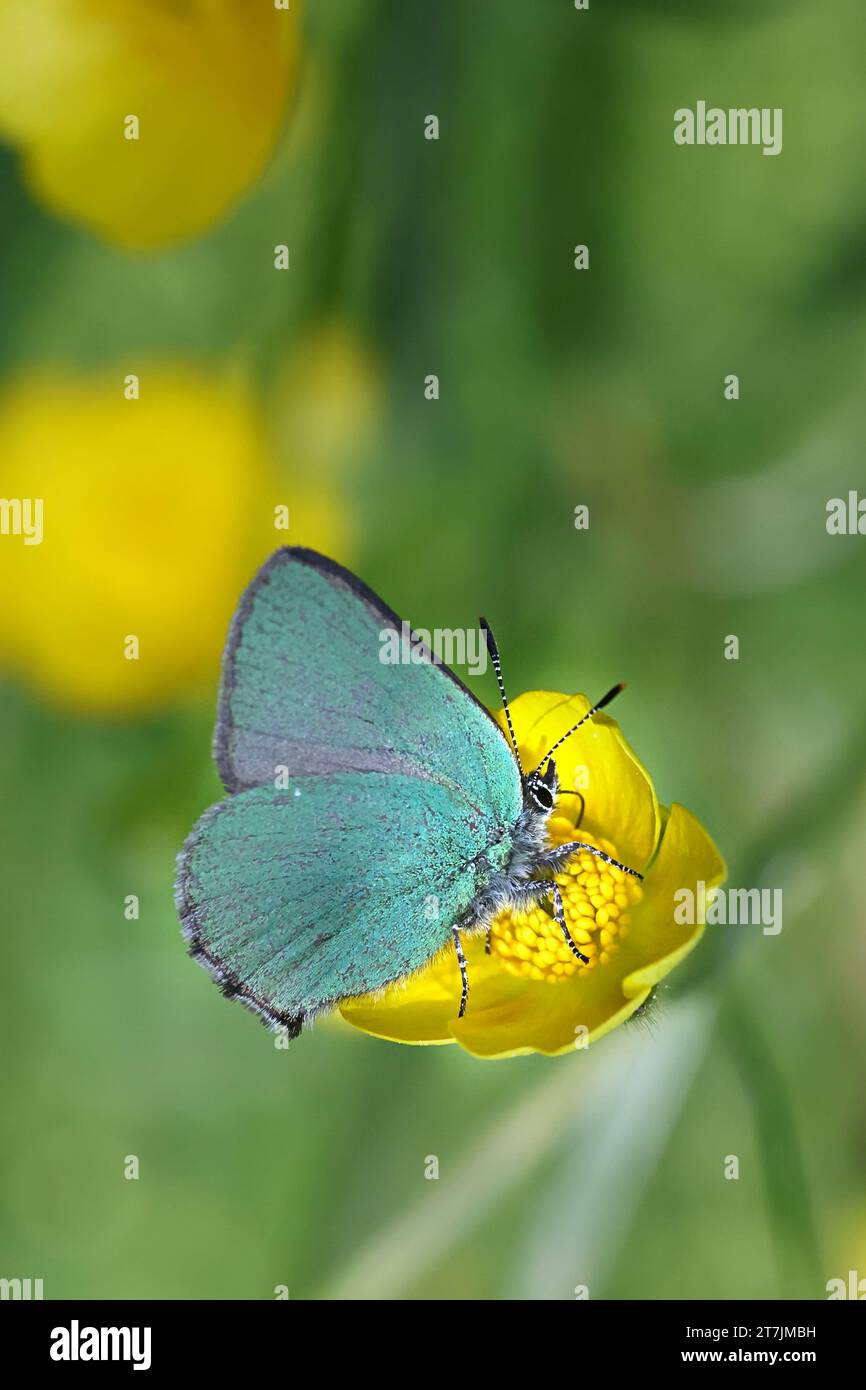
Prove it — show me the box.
[489,818,643,983]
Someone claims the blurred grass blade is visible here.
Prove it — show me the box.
[321,1060,590,1299]
[322,997,714,1300]
[511,996,715,1300]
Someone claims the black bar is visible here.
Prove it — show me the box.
[2,1298,861,1373]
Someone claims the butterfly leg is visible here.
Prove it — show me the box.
[484,926,491,955]
[541,840,644,881]
[550,881,590,966]
[452,927,469,1018]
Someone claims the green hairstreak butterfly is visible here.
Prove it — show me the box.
[176,548,641,1039]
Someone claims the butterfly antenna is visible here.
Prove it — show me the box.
[532,683,626,774]
[480,617,523,775]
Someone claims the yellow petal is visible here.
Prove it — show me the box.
[619,800,727,996]
[339,946,462,1045]
[340,934,523,1045]
[0,1,301,248]
[501,690,661,870]
[450,960,645,1059]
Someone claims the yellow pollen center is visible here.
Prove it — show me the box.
[489,816,643,983]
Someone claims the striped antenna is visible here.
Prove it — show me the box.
[479,617,523,775]
[531,683,626,774]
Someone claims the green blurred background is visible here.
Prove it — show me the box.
[1,0,865,1300]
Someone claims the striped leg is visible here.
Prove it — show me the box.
[452,927,469,1018]
[551,881,589,965]
[542,840,643,881]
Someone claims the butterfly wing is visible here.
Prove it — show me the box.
[178,771,514,1032]
[177,547,522,1030]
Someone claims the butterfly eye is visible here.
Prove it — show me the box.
[529,780,554,811]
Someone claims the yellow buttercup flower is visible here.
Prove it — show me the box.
[0,365,350,715]
[0,1,301,248]
[341,691,725,1058]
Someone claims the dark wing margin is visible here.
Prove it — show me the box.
[176,802,304,1037]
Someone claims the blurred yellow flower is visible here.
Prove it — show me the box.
[0,364,350,715]
[341,691,725,1058]
[0,0,301,248]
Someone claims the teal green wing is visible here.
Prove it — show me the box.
[178,548,522,1033]
[177,772,514,1033]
